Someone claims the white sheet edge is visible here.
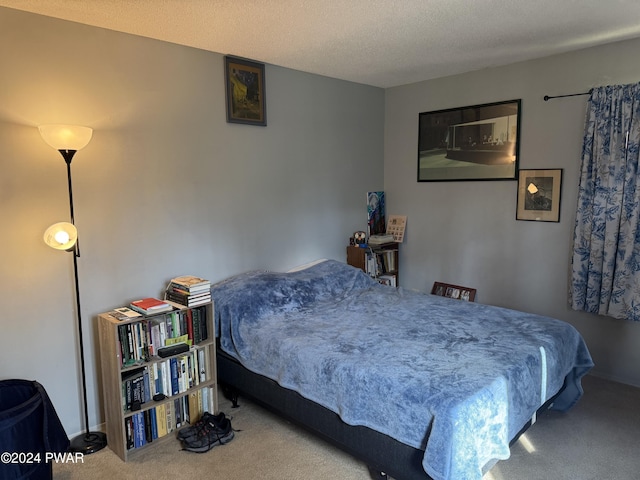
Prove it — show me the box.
[286,259,329,272]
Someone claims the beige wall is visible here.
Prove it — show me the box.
[0,7,384,435]
[385,37,640,387]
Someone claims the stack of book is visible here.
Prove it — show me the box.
[165,275,211,307]
[368,234,395,245]
[129,297,174,316]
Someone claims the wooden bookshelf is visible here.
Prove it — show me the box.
[347,242,399,286]
[97,301,217,461]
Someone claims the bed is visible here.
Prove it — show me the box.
[211,259,593,480]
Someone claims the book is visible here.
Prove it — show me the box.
[166,401,175,433]
[368,234,395,245]
[125,417,134,450]
[130,297,173,315]
[144,409,153,443]
[110,307,142,321]
[160,360,170,397]
[169,275,211,291]
[166,291,211,307]
[174,398,182,428]
[132,412,146,448]
[188,392,201,425]
[155,403,168,438]
[198,348,206,383]
[167,281,210,295]
[170,358,179,396]
[166,285,211,299]
[149,408,158,441]
[166,287,211,299]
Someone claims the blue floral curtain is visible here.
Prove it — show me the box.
[570,82,640,321]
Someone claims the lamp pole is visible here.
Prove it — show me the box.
[62,149,105,453]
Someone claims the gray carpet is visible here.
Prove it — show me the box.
[53,375,640,479]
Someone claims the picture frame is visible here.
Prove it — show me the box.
[367,191,386,236]
[224,56,266,126]
[516,169,563,222]
[431,282,476,302]
[417,99,521,181]
[386,215,407,243]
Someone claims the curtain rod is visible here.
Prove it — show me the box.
[543,91,590,101]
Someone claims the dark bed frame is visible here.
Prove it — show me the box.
[217,350,565,480]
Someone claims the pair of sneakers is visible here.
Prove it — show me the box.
[178,411,235,453]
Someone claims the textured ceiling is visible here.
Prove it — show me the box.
[2,0,640,88]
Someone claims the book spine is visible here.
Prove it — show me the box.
[169,281,211,293]
[166,401,175,433]
[125,417,134,450]
[198,347,206,383]
[161,360,170,397]
[170,358,179,396]
[186,309,194,343]
[143,367,151,403]
[174,398,182,428]
[132,413,142,448]
[188,392,199,425]
[199,306,208,341]
[124,377,133,411]
[166,290,211,302]
[144,409,152,443]
[156,403,167,438]
[127,325,135,364]
[149,407,158,440]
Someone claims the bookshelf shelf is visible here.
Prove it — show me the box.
[347,243,399,287]
[97,302,217,461]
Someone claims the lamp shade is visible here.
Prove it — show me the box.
[44,222,78,251]
[39,125,93,151]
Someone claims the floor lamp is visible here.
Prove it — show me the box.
[40,125,108,454]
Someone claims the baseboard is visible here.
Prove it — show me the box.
[586,371,640,389]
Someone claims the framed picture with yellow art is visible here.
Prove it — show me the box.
[224,56,266,126]
[516,169,563,222]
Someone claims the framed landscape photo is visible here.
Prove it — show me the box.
[417,99,521,181]
[225,56,266,126]
[516,169,563,222]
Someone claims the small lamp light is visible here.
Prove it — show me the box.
[44,222,78,251]
[39,124,93,227]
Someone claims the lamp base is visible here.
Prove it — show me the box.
[69,431,107,455]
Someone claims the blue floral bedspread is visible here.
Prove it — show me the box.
[211,260,593,480]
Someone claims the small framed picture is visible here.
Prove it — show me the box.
[224,56,266,126]
[431,282,476,302]
[516,169,563,222]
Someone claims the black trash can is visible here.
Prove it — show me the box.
[0,379,70,480]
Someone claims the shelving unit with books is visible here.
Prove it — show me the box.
[97,301,217,461]
[347,242,399,287]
